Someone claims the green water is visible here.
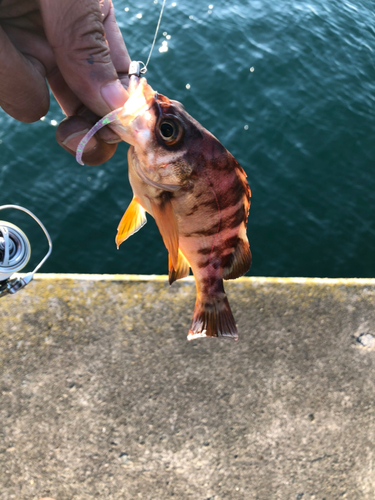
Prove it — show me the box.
[1,0,375,277]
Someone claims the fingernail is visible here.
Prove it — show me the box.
[104,137,122,145]
[101,80,128,110]
[99,127,122,144]
[62,129,97,152]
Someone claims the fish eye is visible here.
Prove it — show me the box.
[160,121,174,138]
[158,119,183,145]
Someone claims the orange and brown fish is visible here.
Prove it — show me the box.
[76,66,251,340]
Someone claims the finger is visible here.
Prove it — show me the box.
[56,115,118,166]
[39,0,128,116]
[47,66,82,117]
[0,26,49,122]
[43,0,130,164]
[102,0,131,77]
[47,0,130,117]
[49,67,128,139]
[48,65,125,142]
[52,68,126,165]
[52,69,128,165]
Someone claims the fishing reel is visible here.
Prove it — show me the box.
[0,205,52,298]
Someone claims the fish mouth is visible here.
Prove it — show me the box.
[119,78,156,124]
[75,76,157,164]
[108,77,157,146]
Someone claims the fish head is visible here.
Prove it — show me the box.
[112,77,204,190]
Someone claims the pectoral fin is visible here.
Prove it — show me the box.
[115,197,147,249]
[169,249,190,285]
[150,194,179,269]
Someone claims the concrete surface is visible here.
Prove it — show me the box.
[0,274,375,500]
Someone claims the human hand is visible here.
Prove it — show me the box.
[0,0,130,165]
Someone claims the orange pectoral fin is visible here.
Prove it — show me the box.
[169,248,190,285]
[150,194,179,269]
[115,197,147,249]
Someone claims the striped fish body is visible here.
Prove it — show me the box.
[169,137,251,340]
[79,77,251,340]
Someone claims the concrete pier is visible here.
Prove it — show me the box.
[0,275,374,499]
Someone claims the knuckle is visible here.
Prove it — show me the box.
[55,10,111,65]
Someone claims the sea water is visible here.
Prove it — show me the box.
[0,0,374,277]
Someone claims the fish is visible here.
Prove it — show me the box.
[76,71,251,340]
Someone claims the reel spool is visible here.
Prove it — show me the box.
[0,222,31,281]
[0,205,52,297]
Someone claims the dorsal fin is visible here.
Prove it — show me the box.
[115,197,147,249]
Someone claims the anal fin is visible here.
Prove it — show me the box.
[223,239,252,280]
[116,197,147,249]
[169,249,190,285]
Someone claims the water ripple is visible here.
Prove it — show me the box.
[0,0,375,277]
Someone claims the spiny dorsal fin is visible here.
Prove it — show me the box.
[169,249,190,285]
[223,239,252,280]
[115,197,147,249]
[150,193,179,269]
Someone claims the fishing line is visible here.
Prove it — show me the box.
[141,0,167,73]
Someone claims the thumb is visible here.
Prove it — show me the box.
[39,0,128,116]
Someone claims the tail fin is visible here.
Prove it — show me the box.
[188,293,238,340]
